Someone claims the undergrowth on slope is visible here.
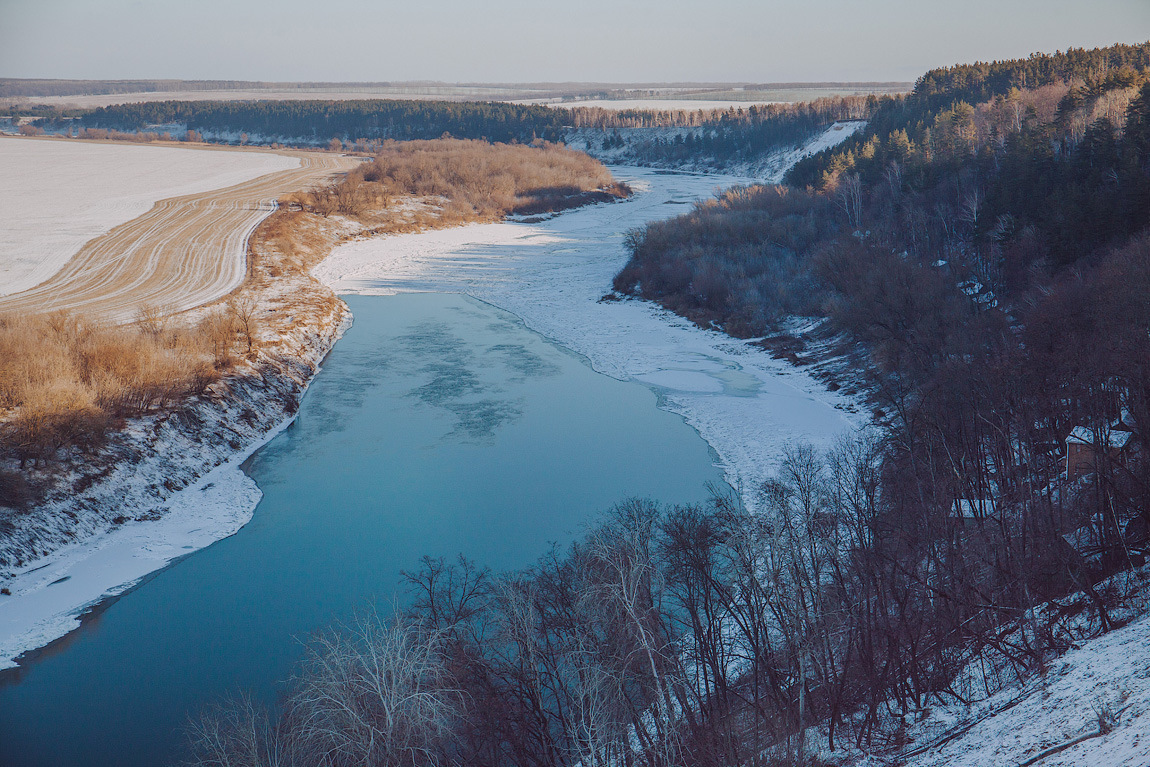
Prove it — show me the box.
[0,307,242,473]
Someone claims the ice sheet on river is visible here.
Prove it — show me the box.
[315,168,865,506]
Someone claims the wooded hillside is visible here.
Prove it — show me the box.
[607,40,1150,759]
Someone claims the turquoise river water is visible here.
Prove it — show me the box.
[0,292,728,766]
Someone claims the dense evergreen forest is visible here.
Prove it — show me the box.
[571,96,872,167]
[73,99,571,143]
[621,41,1150,326]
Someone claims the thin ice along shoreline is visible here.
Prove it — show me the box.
[315,165,865,509]
[0,122,866,669]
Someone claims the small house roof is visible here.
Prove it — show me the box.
[1066,426,1133,449]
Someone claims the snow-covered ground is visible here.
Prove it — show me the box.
[0,138,298,296]
[547,99,782,111]
[0,304,347,670]
[15,87,541,110]
[315,167,865,507]
[824,566,1150,767]
[0,431,269,670]
[903,607,1150,767]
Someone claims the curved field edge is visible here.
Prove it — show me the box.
[0,141,359,322]
[0,136,303,298]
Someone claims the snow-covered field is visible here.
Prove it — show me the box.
[315,167,865,506]
[547,99,782,111]
[12,87,534,109]
[0,138,298,296]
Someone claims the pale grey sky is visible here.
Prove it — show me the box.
[2,0,1148,83]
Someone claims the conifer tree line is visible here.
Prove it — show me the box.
[74,99,571,144]
[16,94,877,163]
[572,96,872,167]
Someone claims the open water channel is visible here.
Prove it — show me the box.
[0,293,727,766]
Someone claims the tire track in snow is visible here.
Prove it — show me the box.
[0,151,360,322]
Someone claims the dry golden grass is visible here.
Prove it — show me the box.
[0,309,241,466]
[1,138,627,473]
[0,150,359,323]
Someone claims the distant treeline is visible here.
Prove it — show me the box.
[567,95,870,129]
[0,79,410,98]
[914,42,1150,110]
[0,79,265,98]
[74,99,570,144]
[571,96,875,168]
[15,95,877,163]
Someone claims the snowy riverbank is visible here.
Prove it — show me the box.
[1,125,863,668]
[0,310,346,670]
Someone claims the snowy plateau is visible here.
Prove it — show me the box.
[0,138,299,296]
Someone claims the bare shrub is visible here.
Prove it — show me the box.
[226,296,260,356]
[4,380,109,467]
[135,303,169,337]
[309,138,629,223]
[199,309,238,368]
[187,616,461,767]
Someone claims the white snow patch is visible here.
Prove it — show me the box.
[547,99,782,111]
[0,412,300,670]
[890,608,1150,767]
[316,167,864,507]
[0,138,298,296]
